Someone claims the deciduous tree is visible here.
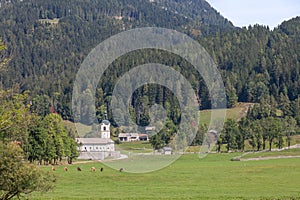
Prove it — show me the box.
[0,142,55,200]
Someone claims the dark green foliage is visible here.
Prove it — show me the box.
[0,89,78,165]
[221,119,239,151]
[0,1,300,124]
[219,111,299,152]
[149,119,178,149]
[0,142,55,200]
[0,0,233,125]
[0,1,299,141]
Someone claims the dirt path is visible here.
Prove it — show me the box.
[241,155,300,161]
[233,144,300,161]
[237,103,254,121]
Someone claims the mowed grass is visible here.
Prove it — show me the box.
[116,141,153,153]
[32,153,300,200]
[242,148,300,159]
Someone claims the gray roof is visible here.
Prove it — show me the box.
[145,126,155,131]
[209,130,218,134]
[75,138,113,144]
[163,147,172,151]
[101,119,110,125]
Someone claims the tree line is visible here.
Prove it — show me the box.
[189,103,299,152]
[0,0,299,145]
[0,89,78,165]
[0,0,233,125]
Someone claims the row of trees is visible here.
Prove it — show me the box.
[26,114,78,165]
[0,88,77,199]
[0,42,57,200]
[148,98,299,151]
[0,89,78,165]
[218,116,297,152]
[189,101,299,152]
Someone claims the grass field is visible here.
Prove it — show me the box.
[32,153,300,200]
[49,104,300,199]
[199,102,250,125]
[241,147,300,159]
[116,141,153,153]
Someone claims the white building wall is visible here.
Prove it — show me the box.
[80,144,114,152]
[100,123,110,138]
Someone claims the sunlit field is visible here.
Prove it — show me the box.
[32,153,300,199]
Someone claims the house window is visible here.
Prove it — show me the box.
[96,147,98,149]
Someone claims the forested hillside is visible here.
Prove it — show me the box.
[0,0,234,121]
[0,0,299,129]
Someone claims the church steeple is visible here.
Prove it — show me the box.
[100,111,110,139]
[104,111,107,120]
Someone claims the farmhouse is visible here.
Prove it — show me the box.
[162,147,172,155]
[118,133,149,142]
[145,126,156,134]
[76,118,120,160]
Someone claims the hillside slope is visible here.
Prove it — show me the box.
[0,1,299,125]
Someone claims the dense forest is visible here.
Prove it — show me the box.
[0,0,299,146]
[1,1,300,199]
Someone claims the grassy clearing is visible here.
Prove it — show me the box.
[32,153,300,199]
[39,18,60,25]
[64,121,98,138]
[116,141,153,153]
[117,141,152,149]
[199,103,250,125]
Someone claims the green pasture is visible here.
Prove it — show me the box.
[32,153,300,199]
[199,103,249,125]
[116,141,153,153]
[241,147,300,159]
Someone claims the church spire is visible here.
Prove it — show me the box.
[100,109,110,139]
[104,110,107,120]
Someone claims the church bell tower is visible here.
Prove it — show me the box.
[100,111,110,139]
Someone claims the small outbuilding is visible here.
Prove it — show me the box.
[162,147,172,155]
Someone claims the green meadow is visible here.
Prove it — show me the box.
[32,153,300,200]
[241,147,300,159]
[48,103,300,199]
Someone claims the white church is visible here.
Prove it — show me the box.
[76,117,120,160]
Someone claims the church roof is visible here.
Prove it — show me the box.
[75,138,113,145]
[101,119,110,125]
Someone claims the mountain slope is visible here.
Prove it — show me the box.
[0,0,235,120]
[0,0,299,124]
[151,0,233,28]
